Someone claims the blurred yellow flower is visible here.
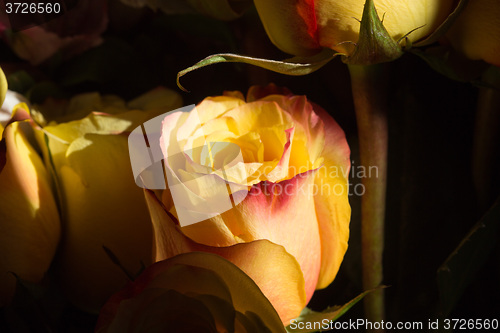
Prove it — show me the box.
[30,88,182,312]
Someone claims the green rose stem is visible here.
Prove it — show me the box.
[348,64,388,330]
[343,1,402,330]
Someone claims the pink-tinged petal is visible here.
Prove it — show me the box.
[145,190,307,324]
[0,121,60,305]
[312,105,351,289]
[181,170,321,306]
[7,27,63,65]
[262,94,326,164]
[253,0,321,56]
[3,0,108,65]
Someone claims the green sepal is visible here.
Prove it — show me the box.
[176,48,337,91]
[343,0,402,65]
[285,286,385,333]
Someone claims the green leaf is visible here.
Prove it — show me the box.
[411,46,488,83]
[414,0,469,47]
[177,48,337,91]
[285,287,384,333]
[437,197,500,317]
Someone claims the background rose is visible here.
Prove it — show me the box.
[446,0,500,66]
[96,252,286,333]
[147,85,351,323]
[253,0,456,56]
[28,88,182,312]
[0,0,108,65]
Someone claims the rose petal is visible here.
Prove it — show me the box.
[98,252,286,333]
[56,133,153,311]
[312,105,351,288]
[0,121,60,305]
[0,67,7,114]
[177,170,320,307]
[145,190,307,323]
[447,0,500,66]
[253,0,321,56]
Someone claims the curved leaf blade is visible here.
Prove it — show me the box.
[177,48,338,91]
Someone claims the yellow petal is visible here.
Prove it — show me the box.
[312,106,351,289]
[56,133,153,312]
[145,190,307,324]
[0,67,7,108]
[254,0,322,56]
[0,121,60,305]
[447,0,500,66]
[97,252,286,333]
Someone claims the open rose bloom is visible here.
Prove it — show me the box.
[129,85,351,323]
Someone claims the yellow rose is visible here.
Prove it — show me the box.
[0,107,60,306]
[31,88,182,312]
[446,0,500,66]
[253,0,455,56]
[140,85,351,323]
[96,252,286,332]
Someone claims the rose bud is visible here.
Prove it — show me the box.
[253,0,456,56]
